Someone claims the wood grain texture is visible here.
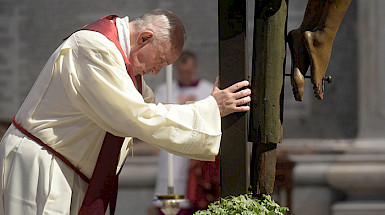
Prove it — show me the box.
[250,0,287,195]
[218,0,249,198]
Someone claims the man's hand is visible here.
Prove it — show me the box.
[211,77,251,117]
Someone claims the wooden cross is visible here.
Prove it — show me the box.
[219,0,287,197]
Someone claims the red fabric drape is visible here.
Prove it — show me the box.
[187,155,220,211]
[76,15,143,215]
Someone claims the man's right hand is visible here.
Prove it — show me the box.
[211,77,251,117]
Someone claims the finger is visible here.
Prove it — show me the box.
[227,80,250,93]
[234,88,251,99]
[214,76,219,89]
[233,105,250,113]
[236,96,251,106]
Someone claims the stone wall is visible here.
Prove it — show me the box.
[0,0,219,120]
[0,0,359,140]
[2,1,383,215]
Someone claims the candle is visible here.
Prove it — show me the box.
[167,153,174,193]
[166,65,174,193]
[166,65,172,103]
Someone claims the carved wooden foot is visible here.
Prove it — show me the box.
[303,30,334,100]
[287,29,310,101]
[304,0,352,100]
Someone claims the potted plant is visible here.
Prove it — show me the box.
[194,193,289,215]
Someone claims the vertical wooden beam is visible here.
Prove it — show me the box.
[249,0,287,195]
[218,0,248,197]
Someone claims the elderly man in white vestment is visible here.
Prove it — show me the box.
[0,9,251,214]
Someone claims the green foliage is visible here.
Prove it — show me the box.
[194,193,289,215]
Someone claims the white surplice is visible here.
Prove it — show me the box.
[154,80,214,197]
[0,17,221,215]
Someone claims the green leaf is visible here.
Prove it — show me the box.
[193,192,289,215]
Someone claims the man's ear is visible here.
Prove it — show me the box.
[137,30,155,46]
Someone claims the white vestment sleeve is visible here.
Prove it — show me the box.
[60,31,221,161]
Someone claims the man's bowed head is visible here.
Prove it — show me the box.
[129,9,251,116]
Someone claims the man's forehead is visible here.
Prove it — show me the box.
[163,49,181,64]
[156,39,182,63]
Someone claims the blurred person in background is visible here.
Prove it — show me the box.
[154,51,220,214]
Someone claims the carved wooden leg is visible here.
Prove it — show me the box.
[304,0,352,99]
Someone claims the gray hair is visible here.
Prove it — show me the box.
[132,9,186,46]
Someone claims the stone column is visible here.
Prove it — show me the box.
[357,0,385,139]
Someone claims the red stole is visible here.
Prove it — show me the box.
[75,15,142,215]
[12,15,140,215]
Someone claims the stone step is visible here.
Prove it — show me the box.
[332,201,385,215]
